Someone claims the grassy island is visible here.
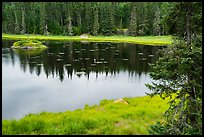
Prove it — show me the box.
[11,40,47,49]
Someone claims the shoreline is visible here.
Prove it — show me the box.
[2,33,173,46]
[3,95,169,135]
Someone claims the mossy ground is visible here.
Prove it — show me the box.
[2,95,170,135]
[3,33,173,46]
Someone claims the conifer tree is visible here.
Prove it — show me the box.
[129,2,137,36]
[92,4,99,36]
[11,2,20,34]
[153,6,161,35]
[20,2,26,34]
[67,15,73,36]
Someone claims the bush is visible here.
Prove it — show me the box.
[73,27,82,36]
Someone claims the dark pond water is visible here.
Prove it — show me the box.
[2,40,164,120]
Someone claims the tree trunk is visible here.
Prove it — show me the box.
[12,3,20,34]
[129,3,137,36]
[77,14,82,28]
[44,24,48,35]
[186,3,192,45]
[21,3,26,34]
[67,15,73,36]
[119,17,123,29]
[92,6,99,36]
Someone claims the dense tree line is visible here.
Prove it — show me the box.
[2,2,175,36]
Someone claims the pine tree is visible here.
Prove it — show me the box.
[110,2,116,32]
[92,4,99,36]
[64,3,73,36]
[119,17,123,29]
[153,6,161,35]
[39,2,48,35]
[128,2,137,36]
[67,15,73,36]
[146,37,202,135]
[165,2,202,45]
[84,2,92,34]
[73,2,83,30]
[11,3,20,34]
[146,2,202,135]
[100,3,114,35]
[20,2,26,34]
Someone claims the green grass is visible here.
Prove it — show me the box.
[2,95,170,135]
[11,40,47,49]
[2,33,173,46]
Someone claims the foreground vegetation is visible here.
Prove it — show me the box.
[145,2,202,135]
[3,95,169,135]
[2,33,172,46]
[146,36,202,135]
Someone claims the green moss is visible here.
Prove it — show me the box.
[2,95,170,135]
[11,40,47,49]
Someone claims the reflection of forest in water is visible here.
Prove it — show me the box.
[2,40,164,82]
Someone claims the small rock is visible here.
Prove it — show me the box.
[80,34,89,39]
[113,98,128,105]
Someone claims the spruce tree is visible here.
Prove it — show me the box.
[84,2,92,34]
[146,2,202,135]
[67,15,73,36]
[92,4,99,36]
[153,6,161,35]
[11,2,20,34]
[100,3,115,35]
[128,2,137,36]
[20,2,26,34]
[39,2,48,35]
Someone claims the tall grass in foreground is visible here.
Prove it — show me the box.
[3,95,169,135]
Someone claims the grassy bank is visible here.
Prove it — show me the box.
[3,95,169,135]
[2,33,172,46]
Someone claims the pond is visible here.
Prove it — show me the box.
[2,40,164,120]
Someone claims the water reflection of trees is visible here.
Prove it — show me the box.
[3,41,164,82]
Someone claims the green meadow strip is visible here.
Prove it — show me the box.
[2,33,173,46]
